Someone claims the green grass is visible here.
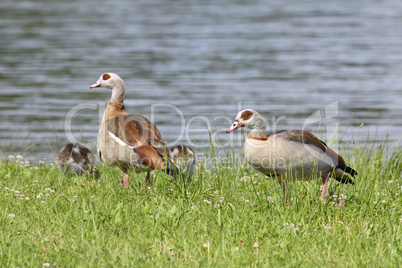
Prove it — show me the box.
[0,141,401,267]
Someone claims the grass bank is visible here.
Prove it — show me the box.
[0,141,401,267]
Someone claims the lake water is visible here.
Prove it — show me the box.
[1,0,401,162]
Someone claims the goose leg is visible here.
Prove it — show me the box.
[279,179,290,209]
[320,175,329,200]
[145,172,151,184]
[123,171,129,188]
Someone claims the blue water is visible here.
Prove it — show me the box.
[0,0,401,161]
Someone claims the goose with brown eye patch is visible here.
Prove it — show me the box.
[227,109,357,206]
[89,73,179,188]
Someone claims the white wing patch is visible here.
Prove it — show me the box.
[108,131,135,149]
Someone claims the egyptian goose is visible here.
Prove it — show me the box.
[56,143,98,178]
[169,145,196,179]
[90,73,176,187]
[227,109,357,201]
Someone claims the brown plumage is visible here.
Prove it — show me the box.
[169,145,196,179]
[90,73,176,187]
[56,143,97,177]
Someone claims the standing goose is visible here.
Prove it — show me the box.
[227,109,357,201]
[90,73,176,187]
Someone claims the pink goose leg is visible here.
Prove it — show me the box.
[123,171,129,188]
[320,175,329,200]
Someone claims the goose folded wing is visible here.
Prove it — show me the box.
[277,130,346,164]
[107,115,168,169]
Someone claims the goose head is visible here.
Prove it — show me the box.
[227,109,265,133]
[90,73,125,90]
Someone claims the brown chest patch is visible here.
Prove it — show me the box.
[248,133,268,141]
[108,101,126,113]
[240,110,253,121]
[103,73,111,80]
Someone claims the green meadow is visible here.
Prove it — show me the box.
[0,140,401,267]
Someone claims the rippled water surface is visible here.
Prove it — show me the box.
[1,0,401,161]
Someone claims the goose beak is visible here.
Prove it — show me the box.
[227,121,241,133]
[90,80,101,88]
